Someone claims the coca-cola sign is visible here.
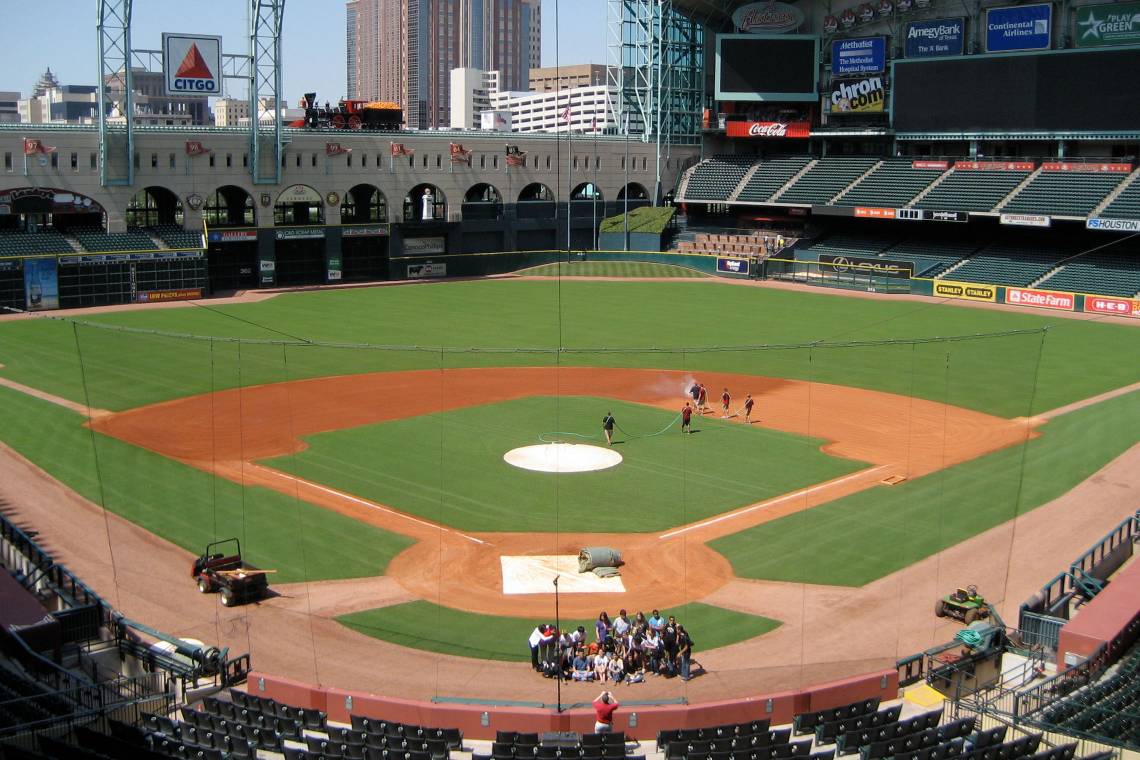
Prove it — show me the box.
[732,1,807,33]
[726,121,812,138]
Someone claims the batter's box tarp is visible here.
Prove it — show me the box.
[500,555,626,595]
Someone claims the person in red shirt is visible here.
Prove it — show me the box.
[743,394,754,424]
[681,402,693,434]
[721,388,731,418]
[593,690,619,733]
[697,384,708,413]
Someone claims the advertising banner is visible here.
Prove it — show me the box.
[1085,295,1139,317]
[1040,162,1132,172]
[934,280,996,302]
[1006,287,1075,311]
[407,262,447,278]
[23,257,59,311]
[341,225,390,237]
[912,160,949,170]
[819,254,914,278]
[1000,213,1052,227]
[136,288,203,303]
[162,33,222,95]
[855,206,896,218]
[327,254,343,283]
[832,37,887,75]
[1075,2,1140,47]
[954,160,1035,171]
[896,208,969,222]
[403,237,447,255]
[725,121,812,138]
[275,228,325,240]
[717,257,751,275]
[1087,218,1140,232]
[904,18,966,58]
[830,76,886,113]
[986,4,1052,52]
[207,229,258,243]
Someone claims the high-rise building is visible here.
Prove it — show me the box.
[528,64,607,93]
[523,0,541,72]
[0,92,18,124]
[346,0,359,98]
[349,0,538,129]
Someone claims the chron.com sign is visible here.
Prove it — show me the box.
[163,33,223,96]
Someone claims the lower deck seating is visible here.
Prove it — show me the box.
[72,227,159,252]
[1036,250,1140,297]
[684,156,755,202]
[884,240,979,278]
[947,242,1072,287]
[1098,176,1140,220]
[0,229,72,256]
[796,233,900,262]
[149,224,203,249]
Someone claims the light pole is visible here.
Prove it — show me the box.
[553,574,562,713]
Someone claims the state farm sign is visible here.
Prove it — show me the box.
[1005,287,1074,311]
[726,121,811,138]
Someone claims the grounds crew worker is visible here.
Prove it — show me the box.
[602,412,616,445]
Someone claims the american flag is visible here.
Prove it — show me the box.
[561,106,572,124]
[591,116,597,132]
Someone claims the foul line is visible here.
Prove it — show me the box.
[0,374,112,418]
[1036,380,1140,421]
[658,465,891,540]
[248,463,486,545]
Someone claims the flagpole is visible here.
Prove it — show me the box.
[566,103,572,259]
[592,117,597,252]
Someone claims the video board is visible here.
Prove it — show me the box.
[716,34,820,102]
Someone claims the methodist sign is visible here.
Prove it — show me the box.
[986,4,1052,52]
[162,33,222,95]
[831,37,887,75]
[904,17,965,57]
[1075,2,1140,47]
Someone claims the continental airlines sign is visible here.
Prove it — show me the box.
[163,34,222,95]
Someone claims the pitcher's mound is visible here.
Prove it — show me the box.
[501,555,626,594]
[503,443,622,473]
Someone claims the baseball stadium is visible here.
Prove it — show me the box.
[1,1,1139,759]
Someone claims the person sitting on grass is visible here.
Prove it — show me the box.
[573,648,594,681]
[594,649,610,682]
[607,649,626,684]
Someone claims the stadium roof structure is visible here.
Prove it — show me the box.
[672,0,740,26]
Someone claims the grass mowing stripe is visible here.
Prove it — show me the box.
[710,390,1140,587]
[264,396,865,533]
[0,386,413,583]
[2,281,1138,416]
[336,600,779,661]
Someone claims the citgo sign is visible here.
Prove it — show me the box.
[162,34,222,96]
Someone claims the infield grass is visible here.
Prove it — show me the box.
[262,395,867,533]
[0,386,413,583]
[336,600,780,661]
[711,389,1140,586]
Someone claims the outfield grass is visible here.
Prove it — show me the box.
[710,389,1140,586]
[336,600,780,661]
[262,396,866,533]
[520,261,706,278]
[0,386,413,583]
[0,281,1137,416]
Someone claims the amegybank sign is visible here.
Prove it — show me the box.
[163,33,222,96]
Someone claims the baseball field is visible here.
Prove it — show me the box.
[0,269,1137,699]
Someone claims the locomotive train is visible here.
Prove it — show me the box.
[289,92,404,131]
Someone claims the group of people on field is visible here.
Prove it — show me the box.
[602,382,757,444]
[528,608,696,683]
[681,381,755,434]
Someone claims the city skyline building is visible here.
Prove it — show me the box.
[349,0,537,129]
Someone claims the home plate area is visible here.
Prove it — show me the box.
[500,555,626,594]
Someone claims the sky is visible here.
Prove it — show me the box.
[2,0,610,102]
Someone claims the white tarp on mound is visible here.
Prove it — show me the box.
[500,555,627,594]
[503,443,622,473]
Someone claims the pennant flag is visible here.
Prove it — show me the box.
[449,143,472,164]
[23,138,57,155]
[326,143,352,157]
[185,140,212,156]
[505,145,527,167]
[390,142,414,157]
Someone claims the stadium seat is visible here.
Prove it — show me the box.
[837,161,946,208]
[776,157,880,205]
[916,169,1031,213]
[682,155,756,202]
[736,157,813,202]
[1001,171,1127,217]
